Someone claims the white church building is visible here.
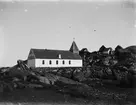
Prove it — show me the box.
[27,41,82,68]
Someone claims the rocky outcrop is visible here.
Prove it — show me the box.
[79,45,136,88]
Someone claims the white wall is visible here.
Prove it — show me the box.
[35,59,82,68]
[27,59,35,68]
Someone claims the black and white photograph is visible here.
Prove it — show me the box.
[0,0,136,105]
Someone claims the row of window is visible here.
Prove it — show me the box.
[42,60,71,65]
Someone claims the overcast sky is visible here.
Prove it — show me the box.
[0,0,136,66]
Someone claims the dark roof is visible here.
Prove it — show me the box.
[69,41,79,53]
[30,49,82,59]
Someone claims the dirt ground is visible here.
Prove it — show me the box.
[0,88,135,105]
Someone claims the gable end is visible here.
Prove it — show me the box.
[28,49,36,60]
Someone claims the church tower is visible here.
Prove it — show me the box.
[69,40,79,54]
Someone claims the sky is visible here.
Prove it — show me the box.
[0,0,136,66]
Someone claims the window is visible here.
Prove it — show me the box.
[56,60,58,65]
[42,60,45,64]
[62,60,65,65]
[69,60,71,65]
[49,60,52,65]
[58,54,61,59]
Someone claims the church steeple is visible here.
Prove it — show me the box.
[69,39,79,54]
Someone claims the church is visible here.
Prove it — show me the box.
[27,41,82,68]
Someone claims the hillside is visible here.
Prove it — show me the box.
[0,45,136,104]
